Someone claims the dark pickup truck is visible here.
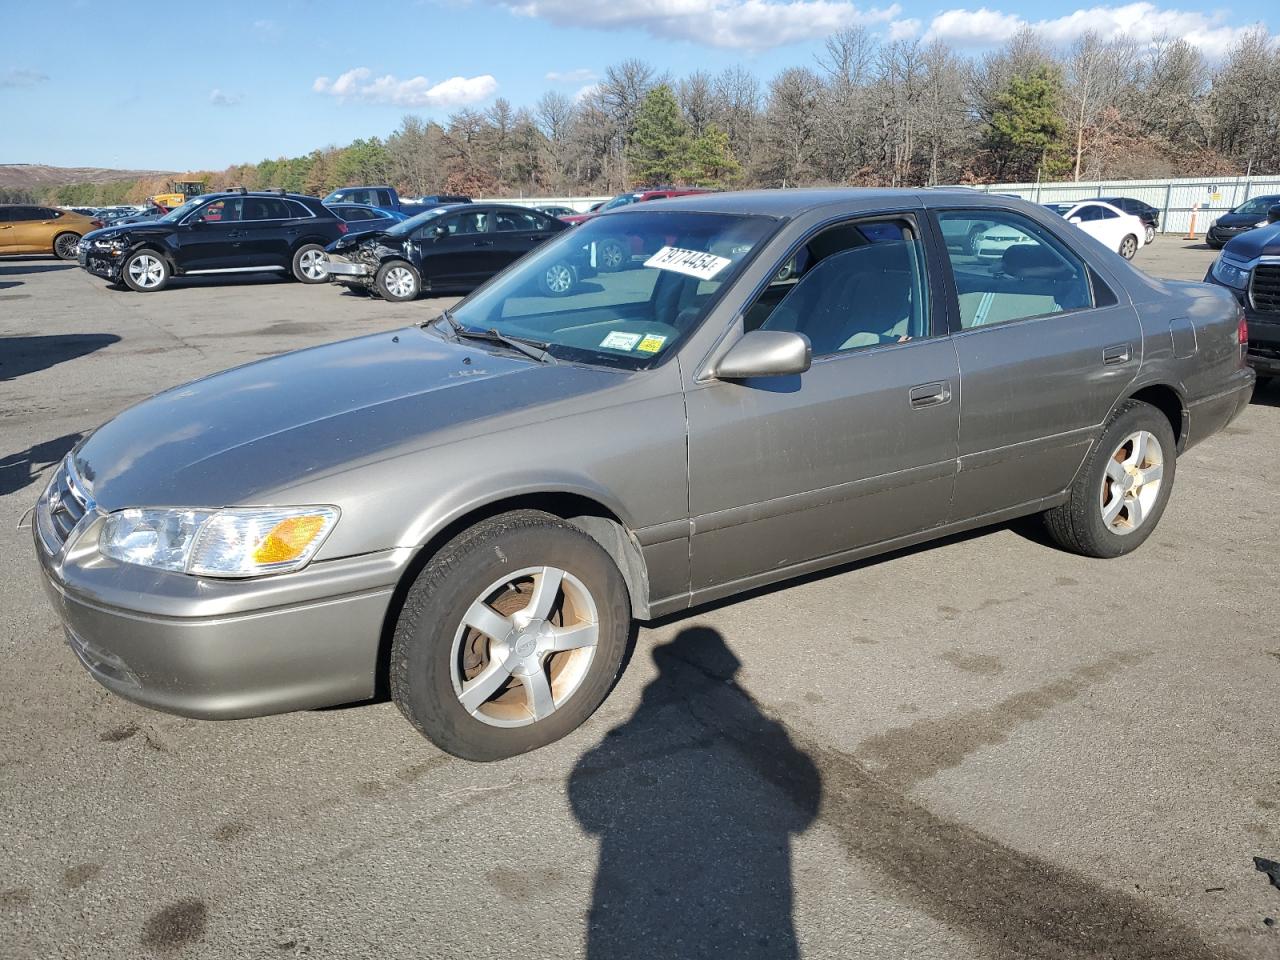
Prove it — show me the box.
[321,187,470,217]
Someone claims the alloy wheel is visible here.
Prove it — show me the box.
[128,254,165,289]
[450,565,600,728]
[1120,236,1137,259]
[55,234,79,259]
[1099,430,1164,535]
[545,263,573,294]
[300,249,328,280]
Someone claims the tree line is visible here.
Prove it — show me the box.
[35,24,1280,207]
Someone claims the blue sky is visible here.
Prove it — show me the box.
[2,0,1276,171]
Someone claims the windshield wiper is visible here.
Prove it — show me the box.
[435,310,555,364]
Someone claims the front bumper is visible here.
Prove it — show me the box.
[1207,225,1253,245]
[77,240,125,280]
[326,257,375,287]
[33,507,411,719]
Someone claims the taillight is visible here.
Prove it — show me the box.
[1239,314,1249,346]
[337,222,348,233]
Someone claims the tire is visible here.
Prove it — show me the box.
[375,260,420,302]
[1041,399,1177,558]
[291,243,329,283]
[390,510,631,761]
[539,260,578,296]
[597,237,628,273]
[53,232,81,260]
[121,249,170,292]
[964,227,984,257]
[1119,234,1138,259]
[1144,225,1155,245]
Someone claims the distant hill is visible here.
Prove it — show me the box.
[0,164,171,190]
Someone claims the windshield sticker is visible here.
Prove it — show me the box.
[636,335,667,354]
[644,246,733,281]
[600,331,643,351]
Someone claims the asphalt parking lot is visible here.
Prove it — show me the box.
[2,241,1278,959]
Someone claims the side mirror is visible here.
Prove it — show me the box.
[1068,216,1083,225]
[715,330,812,380]
[433,224,448,237]
[1268,204,1280,224]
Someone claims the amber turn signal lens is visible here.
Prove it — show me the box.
[252,515,329,564]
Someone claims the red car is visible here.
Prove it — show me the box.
[561,188,712,226]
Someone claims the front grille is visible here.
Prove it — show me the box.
[1250,264,1280,314]
[37,459,91,554]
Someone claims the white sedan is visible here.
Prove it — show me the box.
[1043,200,1146,259]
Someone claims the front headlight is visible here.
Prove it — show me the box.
[99,505,339,578]
[1211,256,1251,290]
[92,237,128,251]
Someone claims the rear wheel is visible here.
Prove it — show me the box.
[539,260,577,296]
[1119,235,1138,259]
[121,250,170,292]
[1042,400,1176,558]
[597,237,628,272]
[390,510,631,761]
[53,232,81,260]
[291,244,329,283]
[1144,225,1155,245]
[375,260,420,302]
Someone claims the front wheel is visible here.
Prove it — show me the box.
[1206,238,1223,250]
[597,237,628,272]
[1041,399,1176,558]
[375,260,420,302]
[291,244,329,283]
[390,510,631,761]
[1119,235,1138,259]
[121,250,170,292]
[53,232,81,260]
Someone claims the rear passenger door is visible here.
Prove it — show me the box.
[490,208,559,269]
[931,207,1141,521]
[236,196,295,268]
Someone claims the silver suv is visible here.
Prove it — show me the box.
[34,190,1254,761]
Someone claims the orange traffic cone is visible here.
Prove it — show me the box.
[1184,202,1199,240]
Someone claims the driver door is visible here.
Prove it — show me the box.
[683,214,960,596]
[173,197,243,271]
[417,209,491,287]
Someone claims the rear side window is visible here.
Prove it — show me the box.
[241,197,292,220]
[287,200,314,219]
[936,210,1093,330]
[744,216,932,355]
[493,209,549,232]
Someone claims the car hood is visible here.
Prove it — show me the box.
[72,327,623,510]
[1222,222,1280,260]
[83,221,171,242]
[327,230,403,254]
[1214,212,1270,229]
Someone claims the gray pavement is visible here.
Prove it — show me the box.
[1,241,1278,959]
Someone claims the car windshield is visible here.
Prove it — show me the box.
[1234,196,1280,216]
[1044,203,1074,216]
[158,197,210,223]
[385,207,453,237]
[446,211,777,369]
[600,194,640,212]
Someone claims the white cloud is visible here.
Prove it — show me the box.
[313,67,499,108]
[886,17,921,39]
[546,68,597,83]
[573,82,600,102]
[0,68,49,88]
[925,3,1254,58]
[494,0,910,50]
[209,88,242,107]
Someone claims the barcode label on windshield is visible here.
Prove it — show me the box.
[644,246,732,281]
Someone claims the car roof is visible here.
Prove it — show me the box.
[615,187,963,218]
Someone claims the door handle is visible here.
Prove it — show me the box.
[227,230,244,239]
[909,381,952,408]
[472,239,495,247]
[1103,343,1131,365]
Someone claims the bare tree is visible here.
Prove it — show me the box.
[1064,31,1139,180]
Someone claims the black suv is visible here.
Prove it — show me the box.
[1096,196,1160,243]
[77,189,347,292]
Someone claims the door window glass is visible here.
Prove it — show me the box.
[241,197,291,220]
[937,210,1094,329]
[195,199,242,223]
[743,217,931,355]
[493,209,547,232]
[440,211,489,235]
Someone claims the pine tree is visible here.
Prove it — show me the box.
[681,125,741,187]
[984,67,1069,181]
[628,85,690,185]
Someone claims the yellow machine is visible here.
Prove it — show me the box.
[152,178,207,209]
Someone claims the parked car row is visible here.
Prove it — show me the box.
[32,188,1255,761]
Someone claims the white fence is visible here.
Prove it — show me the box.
[967,175,1280,235]
[490,176,1280,233]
